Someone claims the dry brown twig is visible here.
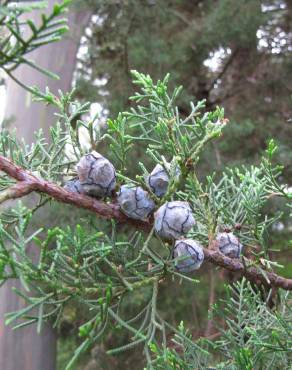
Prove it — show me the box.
[0,154,291,291]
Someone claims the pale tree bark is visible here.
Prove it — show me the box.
[0,2,91,370]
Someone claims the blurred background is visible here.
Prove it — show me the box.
[1,0,291,369]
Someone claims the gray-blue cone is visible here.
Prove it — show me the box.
[146,163,180,198]
[173,239,204,273]
[146,164,170,197]
[64,178,85,194]
[77,151,116,198]
[216,232,242,258]
[118,185,155,220]
[154,201,195,240]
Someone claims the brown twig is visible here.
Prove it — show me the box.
[0,155,151,232]
[0,155,292,290]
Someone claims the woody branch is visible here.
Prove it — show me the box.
[0,154,291,291]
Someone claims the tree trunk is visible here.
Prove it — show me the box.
[0,3,91,370]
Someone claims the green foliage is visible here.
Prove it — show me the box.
[0,71,291,369]
[22,0,292,368]
[212,279,292,369]
[74,0,292,181]
[0,0,70,91]
[202,0,265,48]
[150,279,292,370]
[148,321,211,369]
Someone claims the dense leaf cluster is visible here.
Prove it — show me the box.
[0,71,291,369]
[0,2,291,368]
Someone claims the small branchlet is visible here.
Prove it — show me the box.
[0,71,291,368]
